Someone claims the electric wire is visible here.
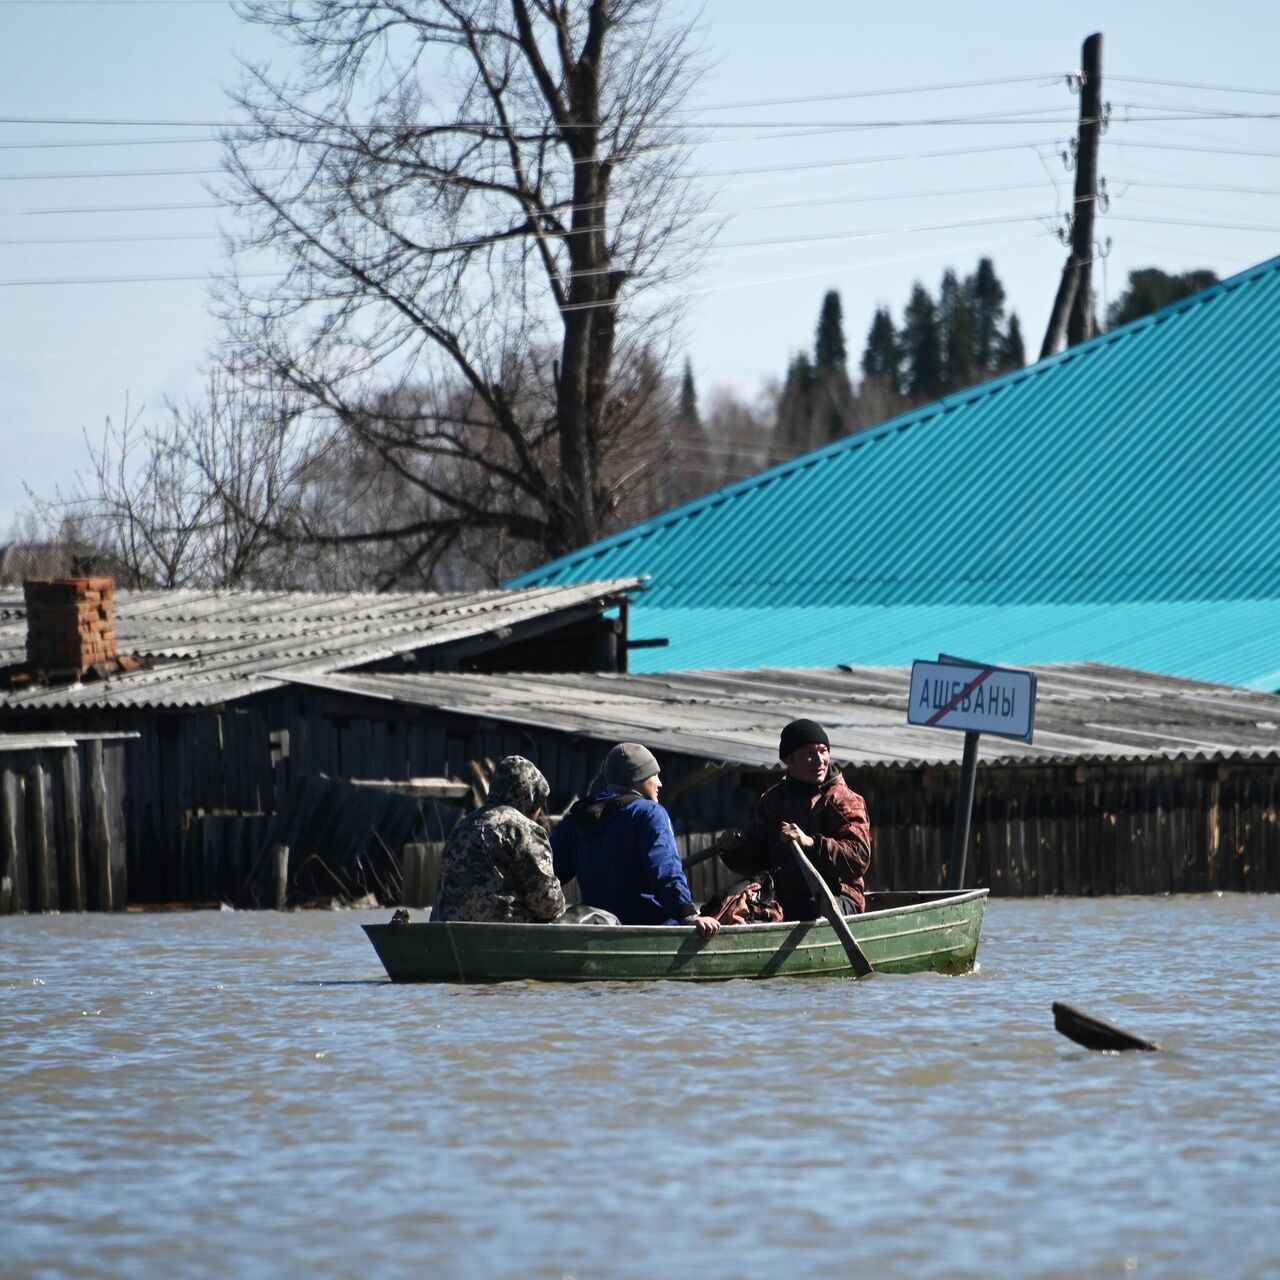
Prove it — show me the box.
[1111,75,1280,98]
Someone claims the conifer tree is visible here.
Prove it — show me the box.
[861,307,902,393]
[998,314,1026,371]
[812,290,854,441]
[900,283,944,400]
[939,269,973,392]
[678,359,701,432]
[1107,268,1218,329]
[775,351,817,450]
[967,257,1007,372]
[814,291,848,373]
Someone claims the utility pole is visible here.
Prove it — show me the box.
[1040,33,1104,358]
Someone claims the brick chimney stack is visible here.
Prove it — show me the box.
[23,577,119,676]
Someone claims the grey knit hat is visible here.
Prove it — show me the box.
[603,742,660,787]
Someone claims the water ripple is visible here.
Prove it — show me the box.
[1,897,1278,1279]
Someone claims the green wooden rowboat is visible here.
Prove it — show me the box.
[362,888,987,983]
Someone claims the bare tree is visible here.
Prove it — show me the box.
[25,378,320,590]
[220,0,713,579]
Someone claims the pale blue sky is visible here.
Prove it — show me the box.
[2,0,1278,530]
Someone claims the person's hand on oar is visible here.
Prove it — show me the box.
[787,838,874,978]
[780,820,812,849]
[681,833,738,869]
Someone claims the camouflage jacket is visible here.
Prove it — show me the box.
[433,756,566,924]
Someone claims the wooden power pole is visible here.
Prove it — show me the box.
[1040,32,1104,358]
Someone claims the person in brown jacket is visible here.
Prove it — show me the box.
[718,718,871,919]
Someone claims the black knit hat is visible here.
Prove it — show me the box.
[778,718,830,760]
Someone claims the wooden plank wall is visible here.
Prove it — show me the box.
[0,741,127,914]
[854,759,1280,896]
[20,689,1277,909]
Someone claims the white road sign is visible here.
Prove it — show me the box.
[907,658,1037,742]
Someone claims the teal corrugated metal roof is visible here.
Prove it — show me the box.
[511,254,1280,684]
[621,600,1280,691]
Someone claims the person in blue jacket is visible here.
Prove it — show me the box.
[552,743,720,936]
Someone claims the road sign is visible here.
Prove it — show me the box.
[907,657,1036,743]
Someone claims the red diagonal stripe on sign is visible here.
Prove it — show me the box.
[925,666,995,727]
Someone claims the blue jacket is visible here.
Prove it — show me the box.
[551,791,698,926]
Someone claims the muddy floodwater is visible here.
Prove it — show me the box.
[2,896,1278,1279]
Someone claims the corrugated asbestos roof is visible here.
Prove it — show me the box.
[0,580,638,711]
[284,661,1280,771]
[509,254,1280,686]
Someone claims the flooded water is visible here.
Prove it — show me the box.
[2,896,1278,1279]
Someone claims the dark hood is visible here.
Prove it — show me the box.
[567,791,641,834]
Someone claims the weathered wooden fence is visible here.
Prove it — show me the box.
[9,693,1278,911]
[170,774,465,909]
[0,738,127,914]
[859,760,1280,896]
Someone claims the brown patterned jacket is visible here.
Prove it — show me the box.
[722,768,872,917]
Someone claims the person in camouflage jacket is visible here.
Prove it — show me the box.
[432,755,566,924]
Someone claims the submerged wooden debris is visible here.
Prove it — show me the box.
[1052,1000,1160,1051]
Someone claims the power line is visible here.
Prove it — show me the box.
[0,136,224,151]
[1110,169,1280,198]
[2,122,1274,193]
[0,232,223,246]
[1111,108,1280,123]
[0,137,1060,189]
[0,165,231,182]
[1106,212,1280,234]
[705,138,1057,180]
[0,346,201,363]
[0,268,277,288]
[694,75,1062,110]
[10,194,1276,293]
[1108,138,1280,161]
[1111,75,1280,98]
[0,180,1043,246]
[1114,176,1280,199]
[4,200,218,215]
[0,226,1042,295]
[0,1,278,5]
[10,105,1280,132]
[712,209,1058,254]
[0,306,207,326]
[0,108,1089,130]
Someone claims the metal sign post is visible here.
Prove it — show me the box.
[907,655,1037,890]
[947,730,981,891]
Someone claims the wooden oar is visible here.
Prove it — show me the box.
[788,838,874,978]
[680,838,729,869]
[1052,1001,1159,1051]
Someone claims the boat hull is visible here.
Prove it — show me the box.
[362,889,987,983]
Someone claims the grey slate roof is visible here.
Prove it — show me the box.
[0,580,639,711]
[283,662,1280,770]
